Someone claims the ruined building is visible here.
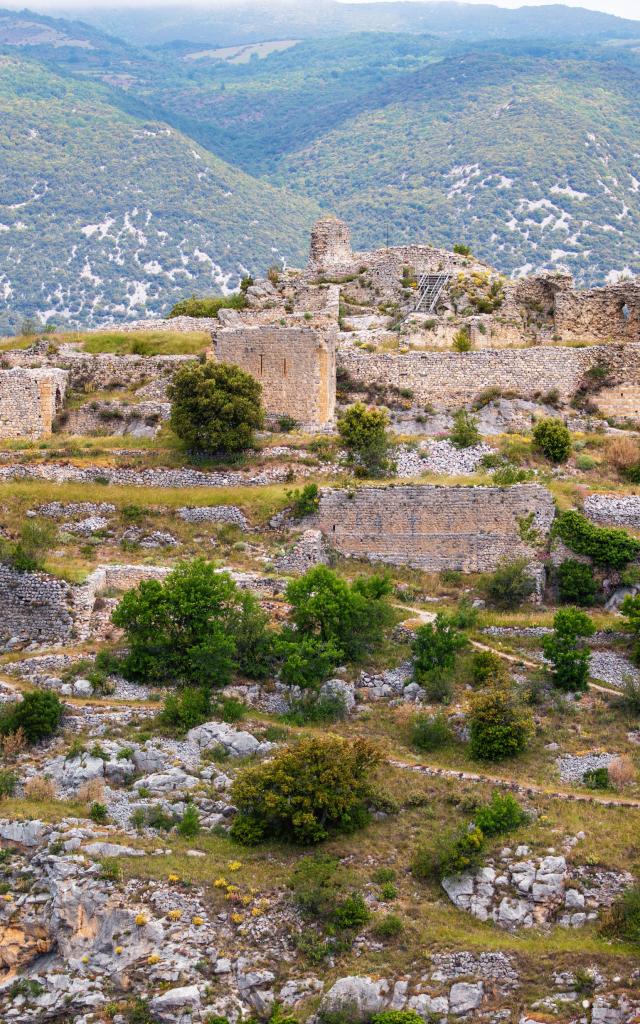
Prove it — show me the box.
[0,367,67,440]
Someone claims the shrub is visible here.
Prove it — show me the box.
[1,519,58,572]
[286,565,393,663]
[449,409,480,448]
[230,735,380,845]
[168,292,247,318]
[90,802,109,823]
[337,402,393,477]
[284,691,347,725]
[0,690,63,744]
[412,825,485,880]
[287,483,320,518]
[555,510,640,569]
[469,650,508,687]
[77,778,105,804]
[372,914,404,940]
[177,803,201,837]
[605,435,640,476]
[542,607,595,692]
[453,243,472,256]
[583,767,610,790]
[557,560,598,606]
[168,361,264,456]
[601,885,640,945]
[452,328,472,352]
[160,687,210,732]
[474,791,528,836]
[113,559,273,687]
[532,417,571,463]
[619,674,640,715]
[468,683,533,761]
[607,755,636,790]
[410,712,452,752]
[492,464,531,485]
[24,777,57,801]
[482,558,536,609]
[332,892,370,930]
[413,614,467,682]
[0,770,17,798]
[290,854,344,919]
[372,1013,422,1024]
[277,634,342,689]
[620,594,640,663]
[379,881,397,901]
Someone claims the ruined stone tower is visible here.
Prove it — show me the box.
[308,216,353,272]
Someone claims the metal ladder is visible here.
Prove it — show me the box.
[414,272,451,313]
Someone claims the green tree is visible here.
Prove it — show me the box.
[0,690,63,744]
[468,683,533,761]
[276,633,342,689]
[532,417,572,463]
[168,361,264,456]
[230,735,380,845]
[112,559,272,687]
[337,402,393,477]
[542,607,595,692]
[285,565,393,662]
[413,613,467,680]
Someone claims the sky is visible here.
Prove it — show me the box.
[17,0,640,22]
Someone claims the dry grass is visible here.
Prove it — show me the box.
[24,777,57,801]
[0,727,27,758]
[77,778,106,803]
[605,435,640,473]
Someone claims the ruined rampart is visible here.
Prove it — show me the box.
[0,368,68,439]
[338,343,640,417]
[310,483,555,572]
[0,566,74,642]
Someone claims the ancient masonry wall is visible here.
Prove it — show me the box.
[213,324,336,427]
[0,368,68,439]
[554,283,640,342]
[0,566,74,642]
[4,352,192,391]
[338,343,640,417]
[310,483,556,573]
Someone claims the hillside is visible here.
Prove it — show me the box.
[54,0,640,47]
[0,55,320,332]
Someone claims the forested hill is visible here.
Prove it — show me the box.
[2,4,640,328]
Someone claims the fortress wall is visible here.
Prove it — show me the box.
[310,483,555,573]
[338,343,640,412]
[0,368,68,439]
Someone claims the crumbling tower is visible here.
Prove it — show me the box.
[308,216,353,272]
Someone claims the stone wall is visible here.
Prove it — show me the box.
[213,324,336,427]
[338,343,640,413]
[554,282,640,342]
[3,352,191,392]
[0,565,74,642]
[309,483,555,572]
[0,368,68,439]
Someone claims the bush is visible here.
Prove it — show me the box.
[542,607,595,692]
[372,914,404,940]
[159,687,210,732]
[410,712,452,752]
[372,1013,422,1024]
[230,735,380,845]
[583,767,610,790]
[453,243,472,256]
[555,510,640,569]
[452,328,472,352]
[286,566,393,663]
[601,885,640,945]
[492,464,531,486]
[284,691,347,725]
[89,802,108,824]
[113,559,273,687]
[168,361,264,456]
[557,559,598,606]
[468,683,533,761]
[0,690,63,744]
[337,402,393,477]
[290,854,344,919]
[469,650,508,687]
[482,557,536,609]
[287,483,320,518]
[413,613,467,683]
[332,892,370,930]
[620,674,640,715]
[474,791,528,836]
[177,803,201,837]
[449,409,480,448]
[168,292,247,318]
[620,594,640,664]
[605,435,640,477]
[412,825,484,880]
[532,417,571,463]
[277,634,342,689]
[0,519,58,572]
[0,770,17,798]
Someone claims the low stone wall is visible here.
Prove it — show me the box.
[3,352,192,392]
[0,565,74,643]
[337,343,640,413]
[310,483,555,572]
[583,493,640,528]
[60,401,169,437]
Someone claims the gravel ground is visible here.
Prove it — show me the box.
[395,440,492,477]
[589,650,640,690]
[557,751,614,783]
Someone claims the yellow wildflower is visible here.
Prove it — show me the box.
[147,953,160,965]
[2,893,12,902]
[168,873,180,883]
[251,907,262,917]
[231,912,244,924]
[214,877,228,889]
[114,946,123,955]
[192,915,204,926]
[227,860,242,871]
[167,909,182,921]
[241,895,251,906]
[135,914,147,927]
